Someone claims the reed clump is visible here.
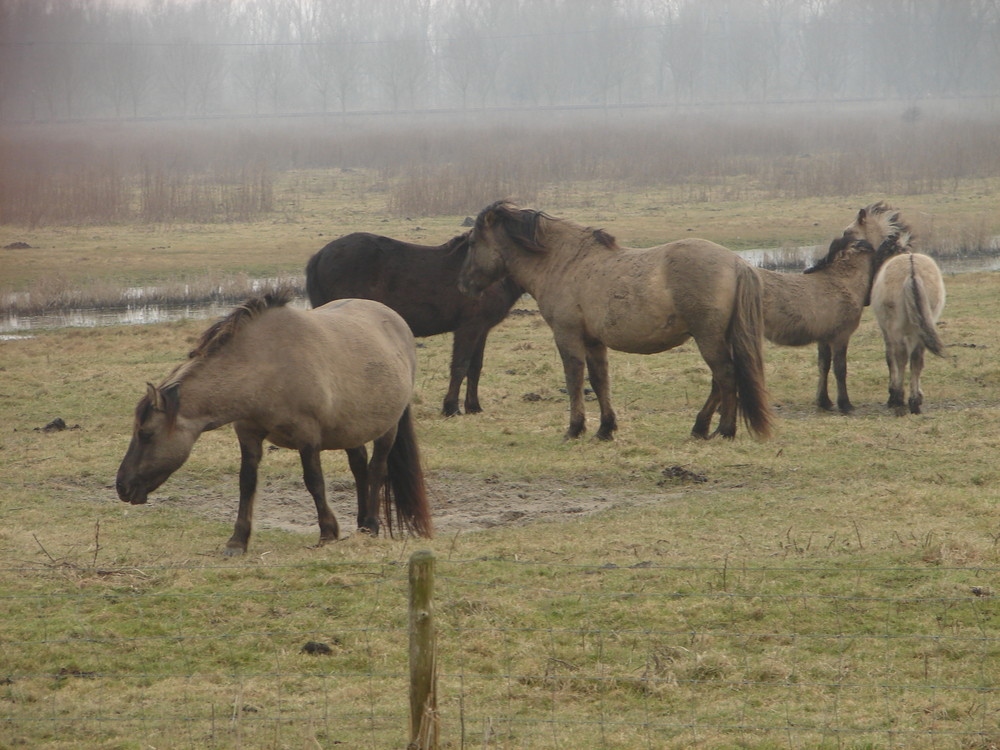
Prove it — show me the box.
[4,106,1000,227]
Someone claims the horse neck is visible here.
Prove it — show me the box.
[172,353,254,431]
[506,226,593,298]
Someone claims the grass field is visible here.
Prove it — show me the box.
[2,241,998,747]
[2,108,1000,746]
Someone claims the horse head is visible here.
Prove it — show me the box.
[459,201,545,296]
[804,235,875,275]
[844,201,913,251]
[116,381,197,504]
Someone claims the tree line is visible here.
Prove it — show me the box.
[1,0,999,122]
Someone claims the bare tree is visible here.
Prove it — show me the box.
[155,1,228,116]
[368,0,432,111]
[660,2,707,103]
[438,0,509,109]
[296,0,366,112]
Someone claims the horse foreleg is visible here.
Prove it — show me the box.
[345,445,369,531]
[227,429,264,556]
[907,344,926,414]
[463,329,489,415]
[832,343,853,413]
[815,342,834,411]
[585,342,617,440]
[443,331,470,417]
[300,445,339,545]
[556,338,588,439]
[363,427,398,535]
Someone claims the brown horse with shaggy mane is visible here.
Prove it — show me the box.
[758,201,910,412]
[116,290,432,555]
[459,201,773,442]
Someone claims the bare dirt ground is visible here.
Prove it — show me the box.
[158,470,689,541]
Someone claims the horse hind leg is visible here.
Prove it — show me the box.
[299,445,340,545]
[362,426,398,535]
[694,337,737,439]
[345,445,369,532]
[907,344,926,414]
[692,380,722,439]
[885,339,907,415]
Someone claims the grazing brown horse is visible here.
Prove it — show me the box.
[758,202,910,412]
[458,201,773,441]
[871,252,946,414]
[116,290,432,556]
[306,232,523,416]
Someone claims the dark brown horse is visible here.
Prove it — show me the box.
[116,290,432,556]
[758,202,910,412]
[306,232,523,416]
[458,201,773,441]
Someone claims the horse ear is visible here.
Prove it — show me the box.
[160,383,182,429]
[856,208,867,226]
[146,382,162,410]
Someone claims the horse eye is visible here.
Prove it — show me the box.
[138,430,154,444]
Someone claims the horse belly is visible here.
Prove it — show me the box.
[592,280,689,353]
[593,307,691,353]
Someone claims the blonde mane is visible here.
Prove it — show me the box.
[860,201,914,249]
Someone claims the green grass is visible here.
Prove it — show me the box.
[2,256,998,747]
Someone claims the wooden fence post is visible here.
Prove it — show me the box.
[408,550,438,750]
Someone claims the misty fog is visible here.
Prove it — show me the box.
[1,0,998,122]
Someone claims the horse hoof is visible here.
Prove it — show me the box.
[222,546,245,557]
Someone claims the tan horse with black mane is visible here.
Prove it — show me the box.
[116,290,432,555]
[458,201,773,441]
[758,201,910,412]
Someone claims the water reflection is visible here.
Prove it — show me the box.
[1,249,996,335]
[1,297,309,335]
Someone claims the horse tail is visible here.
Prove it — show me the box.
[304,250,327,308]
[383,406,433,538]
[728,263,775,439]
[903,255,945,357]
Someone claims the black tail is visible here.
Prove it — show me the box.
[729,264,775,439]
[383,406,433,538]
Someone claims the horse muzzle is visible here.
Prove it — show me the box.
[115,479,148,505]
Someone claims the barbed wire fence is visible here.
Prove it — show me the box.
[3,552,998,748]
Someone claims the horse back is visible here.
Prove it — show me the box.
[306,231,519,337]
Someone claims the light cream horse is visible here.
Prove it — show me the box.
[758,202,910,412]
[116,290,432,555]
[458,201,773,441]
[871,252,946,414]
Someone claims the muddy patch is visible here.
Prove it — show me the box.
[159,471,685,539]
